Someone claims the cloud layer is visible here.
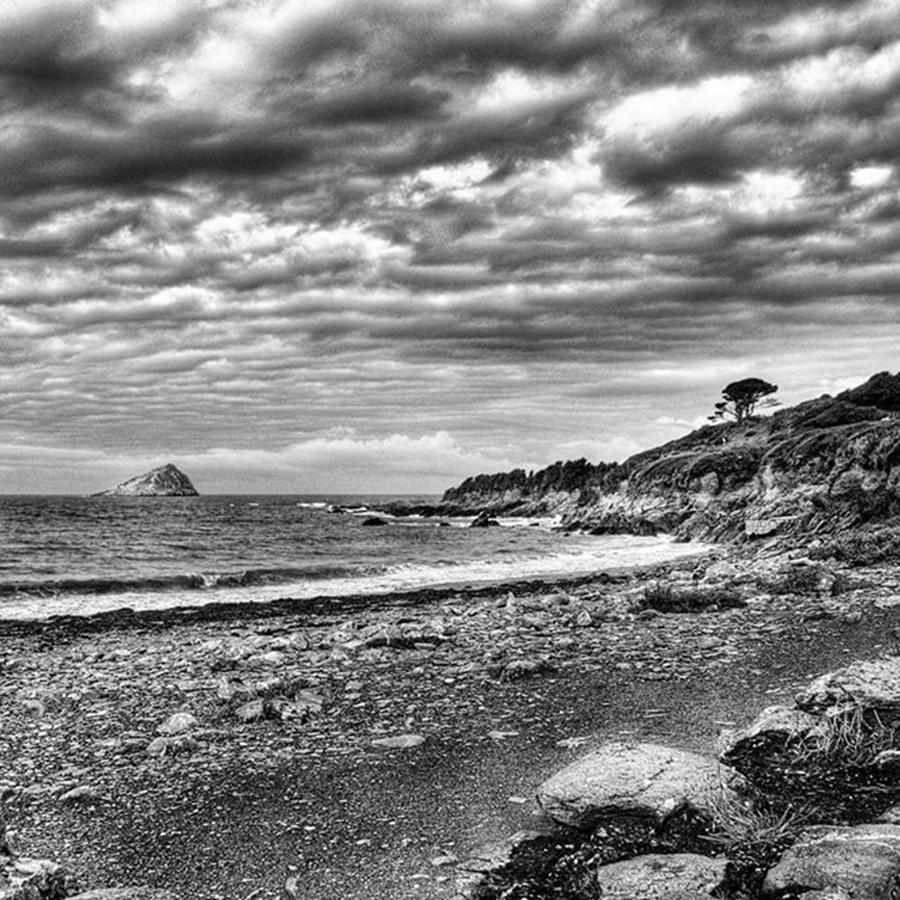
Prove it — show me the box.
[3,0,900,492]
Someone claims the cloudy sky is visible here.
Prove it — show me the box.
[3,0,900,494]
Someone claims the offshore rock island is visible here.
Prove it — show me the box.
[91,463,199,498]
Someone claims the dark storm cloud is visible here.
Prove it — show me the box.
[5,0,900,492]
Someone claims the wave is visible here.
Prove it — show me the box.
[0,563,377,599]
[0,535,709,622]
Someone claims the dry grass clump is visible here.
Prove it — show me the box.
[640,582,746,614]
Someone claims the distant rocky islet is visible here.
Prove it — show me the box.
[90,463,198,498]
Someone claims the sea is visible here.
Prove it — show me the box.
[0,495,707,621]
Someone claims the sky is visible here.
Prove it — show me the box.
[3,0,900,494]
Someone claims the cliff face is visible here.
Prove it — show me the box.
[92,463,199,497]
[439,372,900,542]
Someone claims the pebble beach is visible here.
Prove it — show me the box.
[4,550,899,899]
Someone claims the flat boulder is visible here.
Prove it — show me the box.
[762,824,900,899]
[795,658,900,719]
[596,853,728,899]
[536,742,722,829]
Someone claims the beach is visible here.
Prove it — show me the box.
[3,550,899,900]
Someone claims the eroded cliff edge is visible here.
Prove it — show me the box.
[432,371,900,543]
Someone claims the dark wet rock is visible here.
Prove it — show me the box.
[595,852,728,899]
[762,824,900,898]
[470,511,500,528]
[536,742,724,829]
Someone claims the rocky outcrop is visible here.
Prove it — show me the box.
[435,371,900,542]
[92,464,198,497]
[536,741,724,829]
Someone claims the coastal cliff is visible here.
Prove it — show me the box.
[91,463,199,497]
[438,371,900,542]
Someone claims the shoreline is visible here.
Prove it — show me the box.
[0,544,715,636]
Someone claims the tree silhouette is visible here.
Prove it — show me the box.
[710,378,778,424]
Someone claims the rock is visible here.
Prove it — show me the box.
[1,857,72,899]
[234,699,265,723]
[498,657,554,681]
[798,890,853,900]
[59,785,99,805]
[704,560,739,581]
[536,742,724,829]
[455,831,543,899]
[595,853,728,899]
[66,891,178,900]
[146,735,198,757]
[371,734,425,749]
[470,511,500,528]
[21,699,45,717]
[719,705,820,769]
[745,518,784,537]
[762,824,900,898]
[91,463,198,497]
[360,516,387,526]
[795,658,900,718]
[156,712,198,736]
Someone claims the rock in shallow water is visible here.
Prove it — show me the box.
[536,741,724,829]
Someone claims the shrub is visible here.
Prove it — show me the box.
[640,582,746,613]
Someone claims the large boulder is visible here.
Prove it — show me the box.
[536,742,723,829]
[720,705,820,774]
[795,658,900,719]
[595,853,728,899]
[762,824,900,899]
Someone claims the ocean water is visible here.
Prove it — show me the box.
[0,495,706,621]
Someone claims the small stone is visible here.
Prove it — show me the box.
[22,699,45,717]
[235,699,265,723]
[371,734,426,749]
[156,712,198,736]
[59,785,99,805]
